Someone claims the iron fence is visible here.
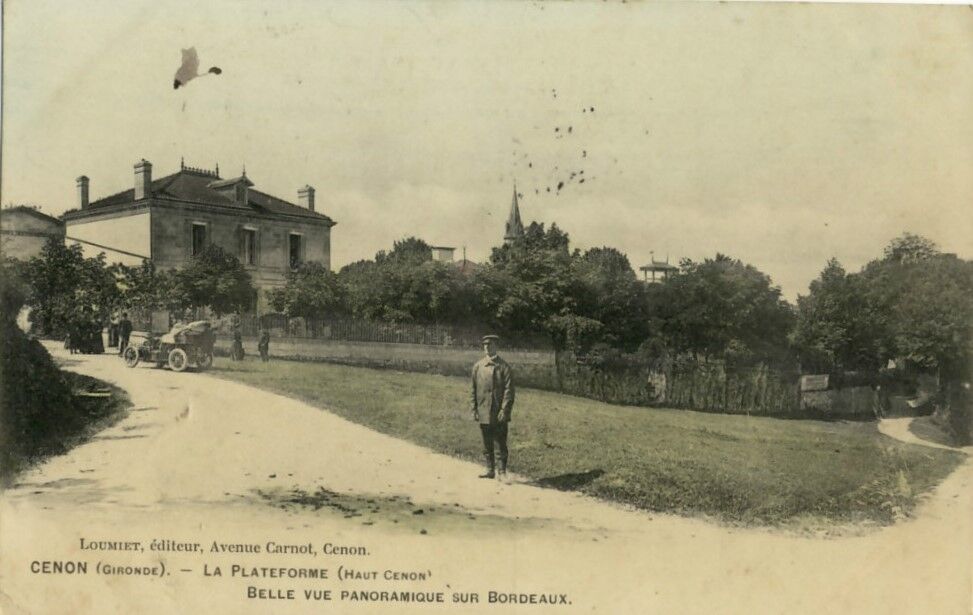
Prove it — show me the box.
[221,313,553,351]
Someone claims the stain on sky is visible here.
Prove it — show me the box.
[510,96,600,196]
[173,47,222,90]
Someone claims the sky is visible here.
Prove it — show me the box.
[2,0,971,300]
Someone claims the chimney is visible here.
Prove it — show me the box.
[134,159,152,200]
[298,185,316,212]
[76,176,90,209]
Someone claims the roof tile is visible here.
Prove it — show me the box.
[77,169,333,223]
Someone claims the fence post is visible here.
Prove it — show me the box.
[723,368,730,413]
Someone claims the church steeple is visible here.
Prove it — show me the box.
[504,182,524,244]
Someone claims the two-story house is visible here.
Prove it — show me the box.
[62,159,336,311]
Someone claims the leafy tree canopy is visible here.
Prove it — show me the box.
[795,233,973,375]
[23,240,121,335]
[653,254,795,363]
[269,262,346,319]
[168,244,254,317]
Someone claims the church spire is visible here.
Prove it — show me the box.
[504,182,524,244]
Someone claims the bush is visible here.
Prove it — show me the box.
[938,381,973,445]
[0,320,129,483]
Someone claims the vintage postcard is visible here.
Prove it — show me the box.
[1,1,971,613]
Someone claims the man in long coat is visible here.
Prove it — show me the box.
[118,312,133,356]
[470,335,515,480]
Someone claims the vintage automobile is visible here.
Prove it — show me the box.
[123,320,215,372]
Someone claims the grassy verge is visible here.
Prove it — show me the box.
[0,370,131,487]
[210,358,965,527]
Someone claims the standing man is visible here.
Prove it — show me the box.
[117,312,133,357]
[108,314,119,349]
[470,335,515,480]
[258,328,271,362]
[231,323,245,361]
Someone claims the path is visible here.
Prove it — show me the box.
[879,416,973,453]
[1,346,970,614]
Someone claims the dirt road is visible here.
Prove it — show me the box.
[1,346,970,614]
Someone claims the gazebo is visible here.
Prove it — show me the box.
[639,252,678,283]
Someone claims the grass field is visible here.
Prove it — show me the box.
[210,358,965,527]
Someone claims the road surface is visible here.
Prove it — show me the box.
[1,346,970,614]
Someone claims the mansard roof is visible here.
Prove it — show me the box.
[63,167,335,225]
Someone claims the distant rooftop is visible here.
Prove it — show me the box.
[63,161,335,225]
[0,205,64,226]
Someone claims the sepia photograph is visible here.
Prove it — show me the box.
[0,1,971,613]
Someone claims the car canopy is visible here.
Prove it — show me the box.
[160,321,212,344]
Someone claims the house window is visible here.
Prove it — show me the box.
[191,223,207,256]
[242,228,257,266]
[289,233,303,269]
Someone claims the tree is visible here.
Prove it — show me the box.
[375,237,433,265]
[861,235,972,374]
[339,237,470,324]
[571,247,650,351]
[791,258,884,372]
[168,244,254,317]
[23,239,120,335]
[883,232,939,264]
[888,255,973,375]
[795,233,973,376]
[269,262,346,320]
[116,260,172,314]
[478,222,581,347]
[652,254,795,364]
[0,257,29,323]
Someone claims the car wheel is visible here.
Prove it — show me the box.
[168,347,189,372]
[123,346,140,368]
[196,352,213,371]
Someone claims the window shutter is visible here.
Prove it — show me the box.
[255,229,261,267]
[185,219,193,258]
[237,225,245,261]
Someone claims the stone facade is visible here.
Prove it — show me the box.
[63,160,336,311]
[149,201,332,298]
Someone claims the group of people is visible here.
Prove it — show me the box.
[63,309,106,355]
[66,311,133,355]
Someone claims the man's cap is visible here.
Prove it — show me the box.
[481,334,501,343]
